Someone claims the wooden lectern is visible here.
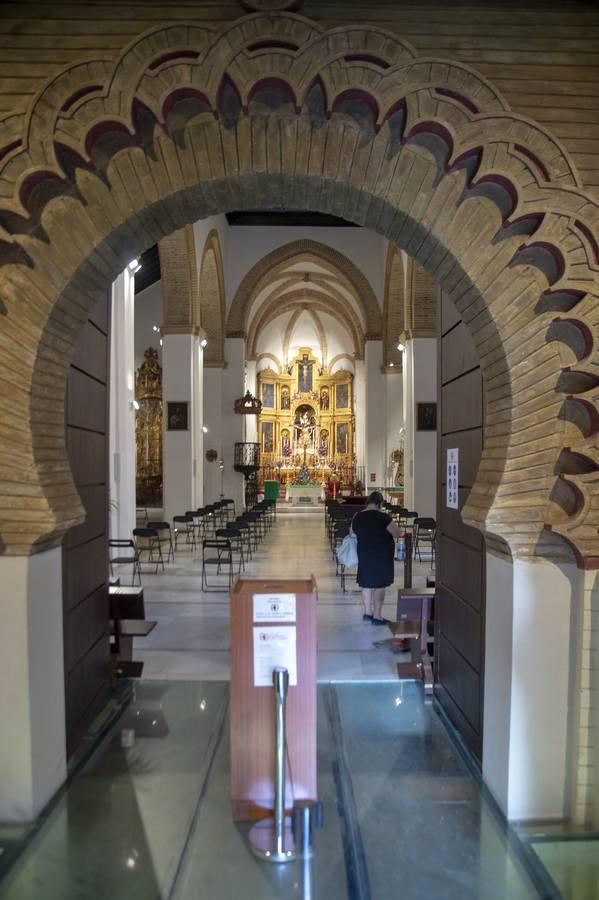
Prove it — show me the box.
[230,577,317,821]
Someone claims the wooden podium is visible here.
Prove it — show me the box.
[230,577,317,821]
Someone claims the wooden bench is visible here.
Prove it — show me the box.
[109,585,157,678]
[372,587,435,694]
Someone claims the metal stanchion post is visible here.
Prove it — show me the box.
[292,800,324,900]
[248,667,296,862]
[404,532,412,588]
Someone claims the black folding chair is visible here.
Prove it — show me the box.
[109,539,142,586]
[202,539,234,591]
[133,527,164,574]
[149,521,174,563]
[173,515,197,552]
[413,517,436,566]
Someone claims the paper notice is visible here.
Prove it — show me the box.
[253,593,296,623]
[253,626,297,687]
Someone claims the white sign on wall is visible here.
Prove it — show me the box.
[252,593,296,623]
[253,626,297,687]
[447,448,459,509]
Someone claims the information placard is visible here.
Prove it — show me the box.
[253,626,297,687]
[252,593,296,623]
[447,448,459,509]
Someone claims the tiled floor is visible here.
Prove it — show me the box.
[132,506,434,682]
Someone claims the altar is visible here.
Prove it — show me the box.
[287,484,323,506]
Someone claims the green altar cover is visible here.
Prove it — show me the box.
[263,480,280,501]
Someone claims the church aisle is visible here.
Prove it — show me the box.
[0,682,548,900]
[134,508,431,682]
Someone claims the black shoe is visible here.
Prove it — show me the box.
[371,617,391,626]
[362,613,373,622]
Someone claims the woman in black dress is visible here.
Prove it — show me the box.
[352,491,402,625]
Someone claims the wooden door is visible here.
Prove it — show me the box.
[62,292,111,758]
[435,291,486,762]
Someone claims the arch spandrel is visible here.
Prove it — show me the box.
[0,13,595,566]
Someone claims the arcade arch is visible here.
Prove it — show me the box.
[0,12,596,569]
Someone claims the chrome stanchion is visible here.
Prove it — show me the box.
[248,667,296,862]
[292,800,324,900]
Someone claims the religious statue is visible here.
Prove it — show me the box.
[281,385,290,410]
[320,387,329,410]
[297,354,313,392]
[294,407,316,447]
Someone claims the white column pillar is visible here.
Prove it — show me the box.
[384,371,403,489]
[0,549,66,822]
[109,270,136,538]
[222,338,245,511]
[364,341,386,490]
[245,360,258,444]
[354,359,366,476]
[203,367,223,505]
[162,332,202,524]
[403,337,437,517]
[483,552,582,821]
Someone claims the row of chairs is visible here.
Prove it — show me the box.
[109,500,240,584]
[201,500,277,591]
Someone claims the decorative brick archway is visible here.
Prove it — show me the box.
[0,13,597,564]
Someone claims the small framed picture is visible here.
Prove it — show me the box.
[166,401,188,431]
[417,402,437,431]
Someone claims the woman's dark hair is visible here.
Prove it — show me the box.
[368,490,384,507]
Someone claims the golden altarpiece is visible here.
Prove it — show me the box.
[135,347,163,507]
[257,349,356,490]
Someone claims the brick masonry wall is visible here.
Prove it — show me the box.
[0,0,597,196]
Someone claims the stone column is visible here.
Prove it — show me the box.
[109,269,136,538]
[354,358,366,478]
[483,552,582,821]
[159,226,203,523]
[384,369,403,487]
[162,331,203,523]
[364,340,386,491]
[203,365,223,505]
[222,337,246,511]
[0,549,66,822]
[245,359,258,444]
[403,337,437,517]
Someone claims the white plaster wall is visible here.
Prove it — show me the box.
[134,280,162,369]
[483,553,581,821]
[412,338,437,518]
[222,338,246,510]
[203,367,224,504]
[162,334,200,523]
[384,373,403,486]
[364,341,386,489]
[109,270,137,538]
[225,226,386,312]
[0,549,66,822]
[573,570,599,825]
[354,358,366,473]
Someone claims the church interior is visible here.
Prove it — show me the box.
[1,1,599,898]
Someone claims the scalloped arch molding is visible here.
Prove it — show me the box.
[0,12,598,563]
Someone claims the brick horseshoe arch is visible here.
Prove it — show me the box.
[0,13,597,564]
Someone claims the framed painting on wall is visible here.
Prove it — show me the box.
[417,402,437,431]
[166,401,188,431]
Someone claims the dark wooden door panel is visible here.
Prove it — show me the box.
[441,371,483,434]
[436,290,485,763]
[62,293,111,760]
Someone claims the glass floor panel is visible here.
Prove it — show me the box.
[528,839,599,900]
[0,681,553,900]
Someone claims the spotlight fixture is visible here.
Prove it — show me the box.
[200,338,208,348]
[127,258,142,274]
[159,338,163,347]
[131,399,140,411]
[202,425,208,433]
[389,362,394,367]
[152,325,160,333]
[397,342,405,352]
